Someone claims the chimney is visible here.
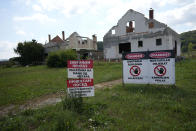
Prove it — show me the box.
[149,8,154,19]
[92,34,97,50]
[48,34,51,42]
[62,31,65,41]
[92,35,97,42]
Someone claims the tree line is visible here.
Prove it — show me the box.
[180,30,196,52]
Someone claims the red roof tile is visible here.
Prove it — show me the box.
[51,35,64,43]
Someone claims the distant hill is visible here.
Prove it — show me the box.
[0,59,8,62]
[180,30,196,46]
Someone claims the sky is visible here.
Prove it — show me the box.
[0,0,196,59]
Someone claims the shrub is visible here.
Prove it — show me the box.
[62,97,83,114]
[47,50,77,68]
[53,113,77,131]
[47,53,61,67]
[181,45,188,53]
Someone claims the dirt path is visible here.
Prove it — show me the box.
[0,79,122,117]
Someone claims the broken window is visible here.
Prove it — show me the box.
[112,29,115,35]
[82,38,87,44]
[84,40,87,44]
[119,43,131,53]
[138,41,143,47]
[156,38,162,46]
[126,21,135,33]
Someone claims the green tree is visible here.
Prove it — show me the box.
[97,41,103,51]
[188,42,193,57]
[14,40,44,65]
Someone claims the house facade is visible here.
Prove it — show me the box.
[103,9,181,60]
[44,31,97,58]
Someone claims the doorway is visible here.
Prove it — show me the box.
[174,41,177,57]
[119,43,131,53]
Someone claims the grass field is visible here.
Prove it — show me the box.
[0,62,122,106]
[0,58,196,130]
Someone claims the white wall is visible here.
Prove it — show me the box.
[104,44,120,59]
[115,10,148,36]
[104,34,181,59]
[131,35,170,52]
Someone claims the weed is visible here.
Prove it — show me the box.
[62,97,83,114]
[53,113,77,131]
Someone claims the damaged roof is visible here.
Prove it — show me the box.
[50,35,65,43]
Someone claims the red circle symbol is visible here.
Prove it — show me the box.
[154,65,166,76]
[130,66,141,76]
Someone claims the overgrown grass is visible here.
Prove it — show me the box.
[0,59,195,130]
[0,62,122,106]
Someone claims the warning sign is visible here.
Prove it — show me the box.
[68,60,93,78]
[123,50,175,85]
[67,60,94,97]
[130,66,141,76]
[67,79,94,97]
[154,65,166,76]
[123,52,149,84]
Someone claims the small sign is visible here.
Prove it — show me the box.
[67,79,94,97]
[123,52,149,84]
[67,60,94,97]
[123,50,175,85]
[68,60,93,78]
[148,51,175,84]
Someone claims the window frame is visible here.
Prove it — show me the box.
[156,38,162,46]
[138,40,143,47]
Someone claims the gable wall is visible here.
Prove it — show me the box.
[116,11,148,36]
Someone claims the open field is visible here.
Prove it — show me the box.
[0,62,122,106]
[0,58,196,130]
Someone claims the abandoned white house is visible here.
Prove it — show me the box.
[44,31,97,58]
[103,9,181,60]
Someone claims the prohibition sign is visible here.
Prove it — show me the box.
[130,65,141,76]
[154,65,166,76]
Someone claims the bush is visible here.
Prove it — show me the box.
[181,45,188,53]
[62,97,83,114]
[53,113,77,131]
[47,53,61,67]
[47,50,77,68]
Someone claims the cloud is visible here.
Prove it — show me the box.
[16,30,26,36]
[11,0,196,39]
[156,1,196,32]
[13,13,56,24]
[0,41,18,59]
[32,4,42,12]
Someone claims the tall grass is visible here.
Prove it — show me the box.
[0,59,195,130]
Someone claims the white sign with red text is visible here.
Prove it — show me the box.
[68,60,93,79]
[148,51,175,85]
[67,79,94,97]
[122,50,175,85]
[67,60,94,97]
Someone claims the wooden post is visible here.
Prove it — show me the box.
[122,59,125,88]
